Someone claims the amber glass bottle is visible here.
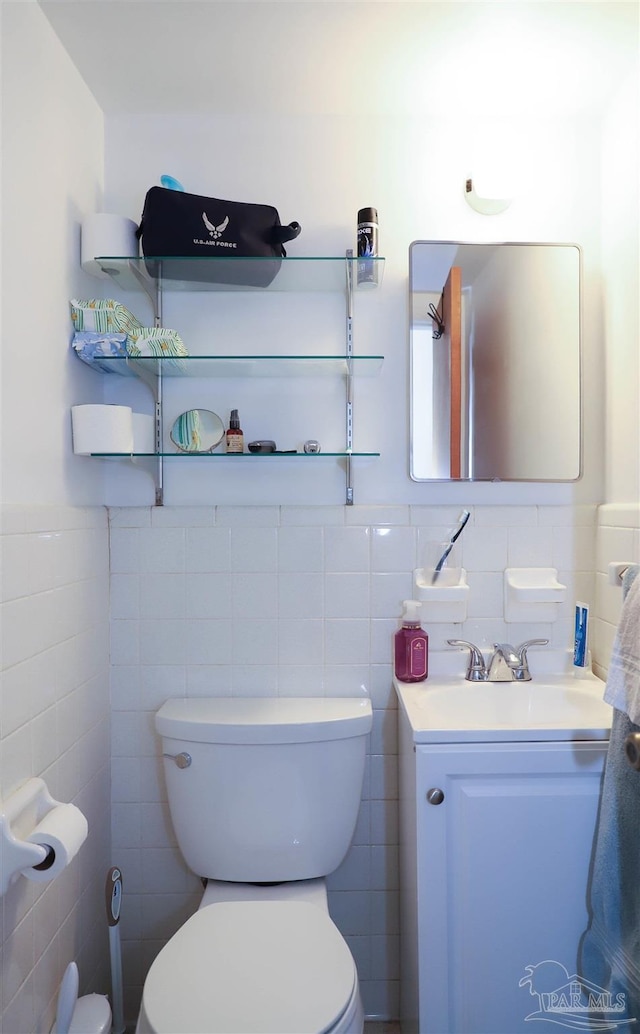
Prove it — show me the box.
[225,409,244,453]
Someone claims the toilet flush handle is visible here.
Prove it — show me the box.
[163,752,192,769]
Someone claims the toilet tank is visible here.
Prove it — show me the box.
[155,697,372,883]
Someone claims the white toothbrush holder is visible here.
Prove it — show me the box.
[413,567,470,623]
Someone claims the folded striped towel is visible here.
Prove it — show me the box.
[70,298,144,335]
[127,327,189,369]
[71,299,189,371]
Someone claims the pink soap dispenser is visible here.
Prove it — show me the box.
[394,600,429,682]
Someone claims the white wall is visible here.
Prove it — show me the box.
[102,112,606,508]
[592,71,640,663]
[1,1,106,507]
[593,503,640,668]
[0,505,110,1034]
[1,7,111,1032]
[601,72,640,506]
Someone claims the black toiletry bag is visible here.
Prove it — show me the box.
[136,186,301,288]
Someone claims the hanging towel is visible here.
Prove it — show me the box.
[579,565,640,1026]
[604,567,640,723]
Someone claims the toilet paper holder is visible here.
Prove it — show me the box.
[0,777,85,896]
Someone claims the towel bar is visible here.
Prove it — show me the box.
[608,562,636,586]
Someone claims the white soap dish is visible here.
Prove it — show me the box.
[504,567,566,622]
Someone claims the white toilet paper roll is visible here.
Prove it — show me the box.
[72,405,133,455]
[24,803,88,883]
[133,413,156,454]
[81,214,139,279]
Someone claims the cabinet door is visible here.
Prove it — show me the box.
[416,741,607,1034]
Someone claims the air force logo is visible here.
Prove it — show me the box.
[202,212,229,239]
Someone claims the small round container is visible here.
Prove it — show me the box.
[248,440,276,454]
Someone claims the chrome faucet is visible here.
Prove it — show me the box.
[487,643,521,681]
[447,638,549,682]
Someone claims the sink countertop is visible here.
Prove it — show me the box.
[394,671,612,744]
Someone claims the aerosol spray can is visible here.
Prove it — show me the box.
[357,207,379,288]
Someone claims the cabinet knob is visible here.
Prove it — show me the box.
[427,787,445,805]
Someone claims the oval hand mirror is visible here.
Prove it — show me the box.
[170,409,225,453]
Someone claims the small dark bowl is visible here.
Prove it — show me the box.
[248,440,277,454]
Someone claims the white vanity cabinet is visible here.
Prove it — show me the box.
[398,706,608,1034]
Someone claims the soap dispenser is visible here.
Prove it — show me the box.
[394,600,429,682]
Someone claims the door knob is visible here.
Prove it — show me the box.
[427,787,445,805]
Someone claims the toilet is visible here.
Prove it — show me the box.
[136,696,373,1034]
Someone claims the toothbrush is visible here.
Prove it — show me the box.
[431,510,471,584]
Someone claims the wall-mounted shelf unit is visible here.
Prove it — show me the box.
[97,355,384,378]
[94,451,381,459]
[95,254,385,297]
[83,251,385,505]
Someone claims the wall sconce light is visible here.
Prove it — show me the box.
[464,176,512,216]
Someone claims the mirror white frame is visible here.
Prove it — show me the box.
[409,241,583,482]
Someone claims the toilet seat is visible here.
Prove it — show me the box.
[139,900,358,1034]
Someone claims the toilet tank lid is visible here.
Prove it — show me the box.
[155,697,372,744]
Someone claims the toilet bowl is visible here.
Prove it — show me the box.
[137,697,372,1034]
[137,898,363,1034]
[138,878,363,1034]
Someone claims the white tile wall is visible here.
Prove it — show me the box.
[0,506,110,1034]
[109,502,596,1023]
[593,503,640,678]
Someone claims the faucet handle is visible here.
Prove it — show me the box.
[447,639,486,681]
[513,638,549,680]
[515,638,549,662]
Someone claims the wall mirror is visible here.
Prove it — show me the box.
[409,241,582,481]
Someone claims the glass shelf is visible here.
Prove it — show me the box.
[92,451,381,458]
[84,249,383,505]
[96,355,384,378]
[95,255,385,293]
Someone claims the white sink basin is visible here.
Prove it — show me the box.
[394,672,612,743]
